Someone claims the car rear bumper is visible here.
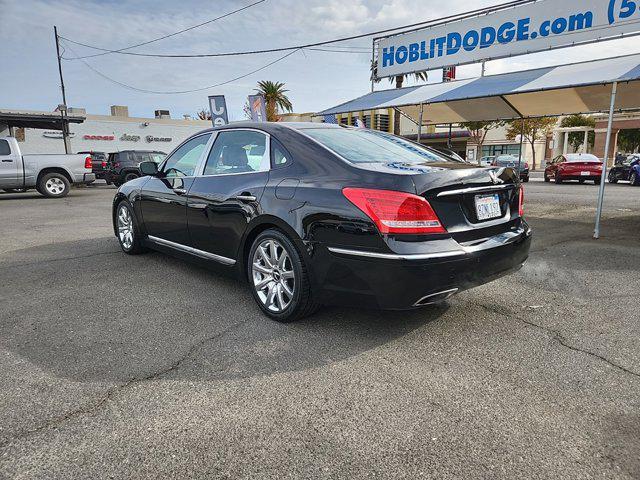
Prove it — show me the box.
[313,224,532,310]
[73,173,96,184]
[559,175,601,181]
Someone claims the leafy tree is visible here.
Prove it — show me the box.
[560,114,595,152]
[505,117,557,170]
[371,60,428,135]
[254,80,293,122]
[461,121,503,164]
[617,129,640,153]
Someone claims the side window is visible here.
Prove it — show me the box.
[271,139,291,168]
[203,130,268,176]
[163,134,211,178]
[0,139,11,156]
[136,153,147,164]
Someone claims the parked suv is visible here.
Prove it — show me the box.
[106,150,166,187]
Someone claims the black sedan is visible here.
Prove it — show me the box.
[112,123,531,322]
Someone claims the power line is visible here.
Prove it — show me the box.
[63,41,301,94]
[63,0,266,60]
[59,0,534,59]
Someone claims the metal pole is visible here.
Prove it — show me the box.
[594,81,618,240]
[447,123,452,148]
[54,26,70,154]
[371,38,376,93]
[517,118,525,174]
[417,104,424,144]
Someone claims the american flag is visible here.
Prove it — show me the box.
[323,114,338,124]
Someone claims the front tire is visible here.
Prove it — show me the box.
[554,174,563,184]
[115,201,147,255]
[38,172,70,198]
[608,172,618,183]
[247,229,319,323]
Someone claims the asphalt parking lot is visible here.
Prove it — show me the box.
[1,179,639,479]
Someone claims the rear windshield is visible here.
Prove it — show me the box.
[303,128,449,164]
[566,154,600,162]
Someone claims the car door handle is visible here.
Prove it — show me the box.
[173,188,187,195]
[1,159,13,163]
[234,194,257,202]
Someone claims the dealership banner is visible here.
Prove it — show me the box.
[208,95,229,127]
[248,95,267,122]
[377,0,640,78]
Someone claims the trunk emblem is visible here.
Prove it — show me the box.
[489,170,504,185]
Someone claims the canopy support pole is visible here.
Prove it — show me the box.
[517,117,525,174]
[594,81,618,240]
[417,103,424,144]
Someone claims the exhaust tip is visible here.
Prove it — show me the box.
[414,288,459,307]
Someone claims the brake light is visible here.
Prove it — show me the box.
[84,156,92,169]
[524,163,529,170]
[518,186,525,217]
[342,188,446,234]
[101,161,107,168]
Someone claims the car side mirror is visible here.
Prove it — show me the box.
[139,161,159,176]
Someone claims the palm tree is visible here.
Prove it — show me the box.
[255,80,293,122]
[371,61,428,134]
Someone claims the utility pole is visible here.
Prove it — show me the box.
[54,26,70,153]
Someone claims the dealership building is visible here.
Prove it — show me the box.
[0,105,211,155]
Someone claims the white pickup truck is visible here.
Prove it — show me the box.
[0,136,95,198]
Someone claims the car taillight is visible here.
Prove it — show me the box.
[342,188,446,235]
[518,186,525,217]
[524,163,529,170]
[84,156,92,169]
[101,161,107,168]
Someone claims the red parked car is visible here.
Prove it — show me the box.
[544,154,603,184]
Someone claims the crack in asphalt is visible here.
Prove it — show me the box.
[476,303,640,379]
[0,319,250,448]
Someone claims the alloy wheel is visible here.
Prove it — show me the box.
[117,204,134,250]
[251,239,295,313]
[45,177,65,195]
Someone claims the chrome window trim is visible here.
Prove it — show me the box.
[327,247,466,261]
[147,235,236,265]
[196,128,271,177]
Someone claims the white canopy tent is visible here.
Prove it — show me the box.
[319,53,640,238]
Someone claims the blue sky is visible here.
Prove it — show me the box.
[2,0,640,121]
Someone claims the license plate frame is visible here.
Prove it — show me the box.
[475,193,502,221]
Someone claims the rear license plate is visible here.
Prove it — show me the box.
[475,194,502,221]
[581,171,590,176]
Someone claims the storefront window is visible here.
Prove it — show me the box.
[482,144,522,156]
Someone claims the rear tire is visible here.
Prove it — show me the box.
[554,174,563,184]
[544,174,550,183]
[608,172,618,183]
[124,172,139,183]
[631,172,638,186]
[247,229,320,323]
[38,172,70,198]
[115,201,147,255]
